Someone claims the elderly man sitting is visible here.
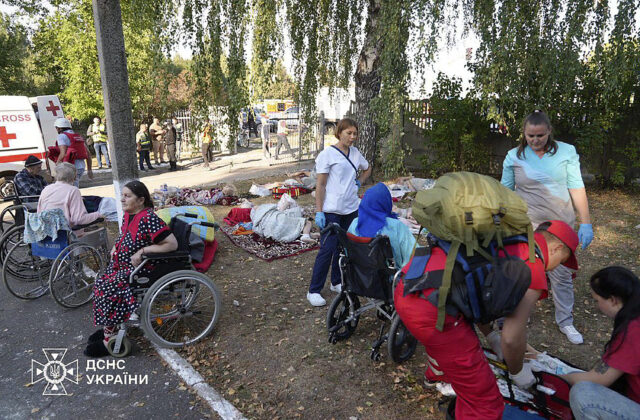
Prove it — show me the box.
[37,163,102,233]
[13,155,48,201]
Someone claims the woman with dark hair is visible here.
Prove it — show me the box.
[307,118,372,307]
[84,180,178,357]
[501,110,594,345]
[563,266,640,419]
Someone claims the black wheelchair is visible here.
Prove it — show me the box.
[323,223,417,363]
[105,213,222,357]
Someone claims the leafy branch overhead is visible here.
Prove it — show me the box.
[2,0,638,182]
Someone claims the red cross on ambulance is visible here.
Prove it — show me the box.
[45,100,61,116]
[0,126,17,148]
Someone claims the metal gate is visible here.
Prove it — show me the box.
[263,113,323,165]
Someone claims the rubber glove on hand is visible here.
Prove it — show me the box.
[355,179,361,188]
[509,363,536,389]
[315,212,326,229]
[486,330,503,361]
[578,224,593,249]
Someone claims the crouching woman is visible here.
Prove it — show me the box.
[563,266,640,419]
[85,181,178,357]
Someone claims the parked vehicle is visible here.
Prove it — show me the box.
[0,95,62,195]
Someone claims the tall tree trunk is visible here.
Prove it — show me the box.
[354,0,382,167]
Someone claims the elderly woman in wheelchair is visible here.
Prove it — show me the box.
[38,163,103,233]
[85,180,177,357]
[85,180,221,358]
[2,163,108,304]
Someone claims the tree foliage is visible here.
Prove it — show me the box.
[16,0,184,122]
[0,12,34,95]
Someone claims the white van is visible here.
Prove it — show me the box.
[0,95,63,191]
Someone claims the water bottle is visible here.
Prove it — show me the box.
[161,184,168,206]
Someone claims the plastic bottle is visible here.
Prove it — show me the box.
[161,184,168,206]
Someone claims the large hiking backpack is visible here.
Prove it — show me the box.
[409,172,537,330]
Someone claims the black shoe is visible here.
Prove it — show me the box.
[84,340,110,357]
[88,329,104,344]
[148,166,155,170]
[108,165,112,168]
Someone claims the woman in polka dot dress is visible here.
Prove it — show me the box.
[84,180,178,357]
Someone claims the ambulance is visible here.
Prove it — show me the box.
[0,95,63,193]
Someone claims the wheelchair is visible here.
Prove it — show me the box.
[323,223,417,363]
[2,209,108,307]
[104,213,222,358]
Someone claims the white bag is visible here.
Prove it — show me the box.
[249,184,271,197]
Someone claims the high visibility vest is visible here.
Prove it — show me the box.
[91,123,107,143]
[137,132,151,149]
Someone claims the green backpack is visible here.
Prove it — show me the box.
[411,172,536,330]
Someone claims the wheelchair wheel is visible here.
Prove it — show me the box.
[49,243,103,308]
[0,204,22,234]
[106,335,132,358]
[140,270,222,348]
[326,292,361,342]
[387,313,417,363]
[0,224,23,265]
[2,240,51,299]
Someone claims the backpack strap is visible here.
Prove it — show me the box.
[436,240,460,331]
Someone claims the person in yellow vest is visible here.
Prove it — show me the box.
[87,117,111,169]
[136,124,154,171]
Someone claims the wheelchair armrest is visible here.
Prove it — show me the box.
[72,217,105,231]
[2,195,18,202]
[141,251,191,260]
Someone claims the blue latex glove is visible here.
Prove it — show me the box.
[315,211,326,229]
[578,224,593,249]
[355,179,361,188]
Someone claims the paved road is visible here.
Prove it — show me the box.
[0,288,214,419]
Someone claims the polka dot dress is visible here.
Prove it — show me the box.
[93,208,170,327]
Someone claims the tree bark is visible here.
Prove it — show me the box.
[354,0,382,167]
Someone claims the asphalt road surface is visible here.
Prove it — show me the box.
[0,287,214,419]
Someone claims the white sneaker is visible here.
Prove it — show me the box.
[329,283,342,293]
[306,292,326,307]
[560,325,583,344]
[129,313,139,321]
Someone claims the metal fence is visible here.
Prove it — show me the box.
[171,109,324,166]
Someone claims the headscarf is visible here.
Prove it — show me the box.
[356,182,397,237]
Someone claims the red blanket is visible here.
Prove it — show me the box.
[223,208,252,226]
[193,239,218,273]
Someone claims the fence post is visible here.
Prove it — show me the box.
[297,113,302,161]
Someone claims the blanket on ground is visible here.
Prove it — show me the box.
[250,204,305,243]
[219,223,318,261]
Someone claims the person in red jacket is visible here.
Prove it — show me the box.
[53,118,92,187]
[394,220,579,420]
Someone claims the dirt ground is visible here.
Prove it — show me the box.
[173,178,640,420]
